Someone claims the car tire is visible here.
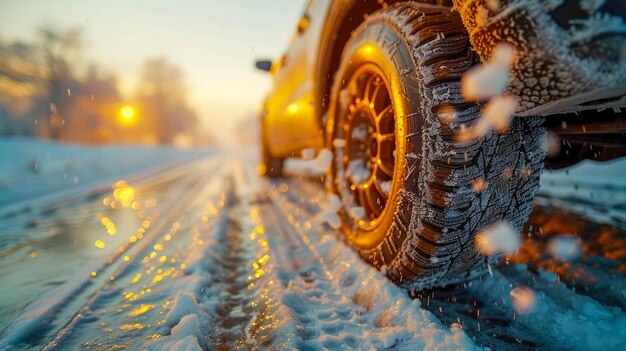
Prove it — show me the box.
[326,3,546,289]
[260,130,284,178]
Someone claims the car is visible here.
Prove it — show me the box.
[256,0,626,290]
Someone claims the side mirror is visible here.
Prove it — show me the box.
[255,60,272,72]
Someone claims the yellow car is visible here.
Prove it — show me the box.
[257,0,626,289]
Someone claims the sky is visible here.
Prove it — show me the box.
[0,0,307,143]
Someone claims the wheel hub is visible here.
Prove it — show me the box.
[336,64,396,224]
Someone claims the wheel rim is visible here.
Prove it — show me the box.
[336,63,396,227]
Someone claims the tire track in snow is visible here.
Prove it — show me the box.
[241,174,478,350]
[137,159,304,350]
[275,174,626,351]
[197,171,272,350]
[208,200,251,349]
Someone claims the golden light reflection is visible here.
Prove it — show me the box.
[113,181,136,207]
[246,207,281,342]
[286,102,300,115]
[127,304,155,317]
[145,197,157,208]
[362,44,375,56]
[278,183,289,193]
[131,273,142,284]
[99,180,215,324]
[119,323,147,331]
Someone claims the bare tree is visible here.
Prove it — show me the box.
[136,57,198,143]
[39,26,83,140]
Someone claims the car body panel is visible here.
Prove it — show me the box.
[261,0,331,157]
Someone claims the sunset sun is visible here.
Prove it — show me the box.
[118,105,137,125]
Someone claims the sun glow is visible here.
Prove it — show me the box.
[118,105,137,125]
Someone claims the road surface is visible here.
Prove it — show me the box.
[0,149,625,350]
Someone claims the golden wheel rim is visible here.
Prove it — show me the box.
[335,63,396,229]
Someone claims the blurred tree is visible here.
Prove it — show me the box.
[136,57,199,144]
[39,26,83,140]
[1,28,212,147]
[64,66,122,144]
[0,38,45,136]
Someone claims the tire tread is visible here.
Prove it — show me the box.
[347,3,545,289]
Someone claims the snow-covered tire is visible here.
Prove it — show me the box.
[327,3,546,290]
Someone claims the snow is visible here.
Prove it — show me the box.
[475,5,489,28]
[314,193,342,229]
[470,265,626,350]
[570,12,626,42]
[151,314,204,351]
[509,286,536,314]
[284,148,333,177]
[348,206,365,220]
[2,144,626,350]
[332,138,347,148]
[481,95,518,132]
[461,43,515,102]
[0,137,212,212]
[300,148,316,160]
[579,0,606,13]
[461,64,509,102]
[457,44,518,142]
[163,291,202,328]
[484,0,501,12]
[547,235,583,261]
[261,184,482,351]
[348,159,371,185]
[379,180,392,194]
[543,131,561,157]
[474,221,520,256]
[0,259,103,348]
[538,158,626,225]
[22,152,482,350]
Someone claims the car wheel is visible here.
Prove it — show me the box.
[326,3,546,289]
[260,128,284,177]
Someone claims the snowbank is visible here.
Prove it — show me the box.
[470,265,626,350]
[0,137,213,210]
[538,157,626,226]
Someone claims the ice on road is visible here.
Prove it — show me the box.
[0,144,625,350]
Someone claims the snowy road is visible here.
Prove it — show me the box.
[1,149,625,350]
